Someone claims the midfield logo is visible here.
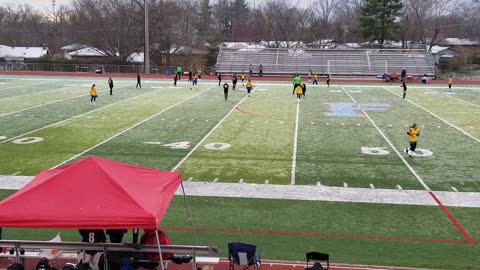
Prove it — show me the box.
[326,103,391,117]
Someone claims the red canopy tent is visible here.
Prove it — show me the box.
[0,156,182,229]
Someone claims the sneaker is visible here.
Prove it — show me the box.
[405,147,408,154]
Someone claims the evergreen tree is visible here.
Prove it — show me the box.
[196,0,212,39]
[359,0,403,44]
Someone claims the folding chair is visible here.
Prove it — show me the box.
[305,252,329,270]
[228,242,261,270]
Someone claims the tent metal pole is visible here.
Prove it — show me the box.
[180,181,199,246]
[155,230,165,270]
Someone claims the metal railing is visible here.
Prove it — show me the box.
[0,240,219,270]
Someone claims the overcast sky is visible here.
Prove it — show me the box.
[0,0,312,11]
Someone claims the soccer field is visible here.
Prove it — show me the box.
[1,75,480,269]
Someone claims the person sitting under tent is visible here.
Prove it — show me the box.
[390,72,399,80]
[133,230,174,270]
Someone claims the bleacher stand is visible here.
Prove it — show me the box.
[216,47,436,78]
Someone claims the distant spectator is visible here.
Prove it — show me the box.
[383,73,390,82]
[249,64,253,77]
[259,64,263,77]
[391,72,399,80]
[218,73,222,86]
[421,74,428,84]
[79,229,106,255]
[137,230,173,270]
[326,74,331,87]
[106,230,127,243]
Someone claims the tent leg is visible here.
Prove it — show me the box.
[103,245,108,270]
[155,230,165,270]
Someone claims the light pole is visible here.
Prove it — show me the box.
[144,0,150,74]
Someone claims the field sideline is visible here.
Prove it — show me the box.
[1,75,480,269]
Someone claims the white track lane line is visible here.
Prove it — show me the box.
[52,87,214,169]
[291,102,300,185]
[0,86,160,144]
[171,95,248,172]
[427,87,480,108]
[383,86,479,143]
[341,86,431,191]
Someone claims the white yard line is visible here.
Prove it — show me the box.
[51,87,213,169]
[291,102,300,185]
[171,95,248,172]
[4,176,480,208]
[341,86,431,191]
[383,86,480,143]
[427,87,480,108]
[0,87,160,144]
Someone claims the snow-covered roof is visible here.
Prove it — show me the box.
[69,47,108,57]
[127,52,144,63]
[61,43,87,51]
[441,38,480,46]
[430,46,450,54]
[0,45,49,59]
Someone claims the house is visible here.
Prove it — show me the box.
[430,46,459,65]
[0,45,49,63]
[127,52,144,63]
[67,47,115,63]
[61,44,87,60]
[437,38,480,64]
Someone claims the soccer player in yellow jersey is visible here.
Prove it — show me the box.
[240,72,246,85]
[448,75,453,91]
[90,84,97,105]
[313,74,318,85]
[406,123,420,157]
[296,84,303,103]
[246,79,253,97]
